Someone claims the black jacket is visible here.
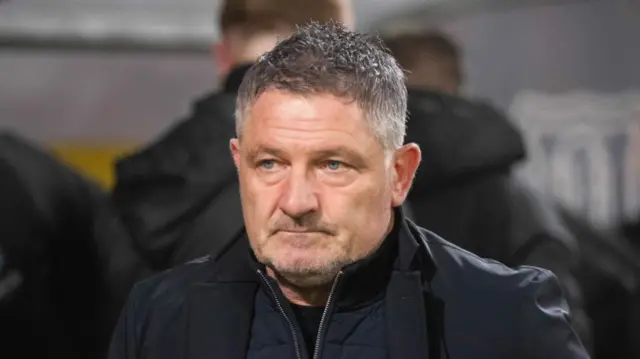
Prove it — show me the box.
[108,214,589,359]
[111,66,252,271]
[404,89,592,345]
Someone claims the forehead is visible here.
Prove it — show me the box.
[242,90,381,153]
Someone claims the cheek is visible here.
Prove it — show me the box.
[238,182,256,238]
[329,189,391,259]
[239,169,277,231]
[324,177,392,231]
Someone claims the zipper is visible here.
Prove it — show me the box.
[256,270,303,359]
[312,271,344,359]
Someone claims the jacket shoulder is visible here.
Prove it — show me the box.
[416,228,590,357]
[419,227,555,289]
[127,256,215,313]
[108,256,217,359]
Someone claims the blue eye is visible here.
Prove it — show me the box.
[259,160,276,170]
[326,160,343,170]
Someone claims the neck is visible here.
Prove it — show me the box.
[218,32,283,82]
[266,267,335,307]
[229,32,284,66]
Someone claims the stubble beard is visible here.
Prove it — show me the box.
[264,255,347,288]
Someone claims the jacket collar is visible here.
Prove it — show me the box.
[185,206,442,359]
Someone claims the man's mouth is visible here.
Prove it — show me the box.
[279,229,321,234]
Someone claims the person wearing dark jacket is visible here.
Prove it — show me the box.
[0,132,148,358]
[108,22,589,359]
[384,31,594,350]
[111,0,354,271]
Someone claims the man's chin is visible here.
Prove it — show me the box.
[271,267,337,288]
[258,247,348,287]
[267,258,340,288]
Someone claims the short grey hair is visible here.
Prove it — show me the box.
[235,21,407,150]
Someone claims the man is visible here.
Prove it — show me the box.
[111,0,353,271]
[108,22,589,359]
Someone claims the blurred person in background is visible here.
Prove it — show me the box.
[0,132,147,358]
[111,0,354,272]
[561,207,640,359]
[384,31,593,350]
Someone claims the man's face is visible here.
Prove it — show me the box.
[231,90,419,287]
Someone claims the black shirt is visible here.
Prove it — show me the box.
[290,303,324,353]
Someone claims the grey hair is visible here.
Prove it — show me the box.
[235,21,407,150]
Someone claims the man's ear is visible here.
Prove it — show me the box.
[391,143,421,207]
[230,138,240,169]
[214,40,232,78]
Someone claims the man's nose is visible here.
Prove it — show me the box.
[278,169,319,218]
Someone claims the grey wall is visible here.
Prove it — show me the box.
[433,0,640,109]
[0,51,214,142]
[0,0,457,142]
[0,0,446,48]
